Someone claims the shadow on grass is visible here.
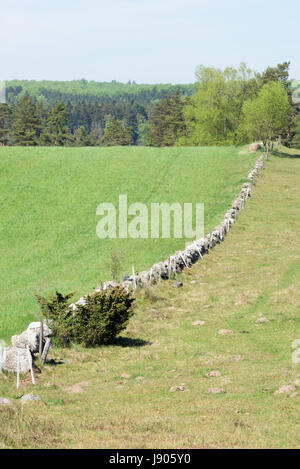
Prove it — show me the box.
[112,336,151,348]
[273,149,300,159]
[47,359,65,366]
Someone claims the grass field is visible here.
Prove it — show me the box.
[0,145,258,342]
[0,146,300,448]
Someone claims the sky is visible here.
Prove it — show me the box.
[1,0,299,84]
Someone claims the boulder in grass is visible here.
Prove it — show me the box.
[218,329,233,335]
[192,320,206,326]
[2,346,32,374]
[12,329,39,353]
[172,282,183,288]
[207,387,226,394]
[206,370,221,377]
[169,385,188,392]
[11,322,52,353]
[274,385,296,395]
[0,397,12,406]
[248,143,261,152]
[20,394,41,403]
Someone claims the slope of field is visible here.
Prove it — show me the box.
[0,147,299,448]
[0,146,258,341]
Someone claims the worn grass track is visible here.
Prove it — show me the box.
[0,147,300,448]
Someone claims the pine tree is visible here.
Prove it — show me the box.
[147,91,186,146]
[73,125,98,146]
[101,117,133,146]
[11,95,42,146]
[44,101,70,145]
[0,103,12,146]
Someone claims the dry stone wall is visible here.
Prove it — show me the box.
[72,152,265,308]
[1,152,265,373]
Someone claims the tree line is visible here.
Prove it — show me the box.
[147,62,300,150]
[0,62,299,148]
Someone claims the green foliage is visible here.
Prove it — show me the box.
[101,117,133,146]
[241,82,290,150]
[72,288,135,346]
[147,91,186,146]
[11,95,42,146]
[178,63,258,146]
[73,125,98,146]
[260,61,291,91]
[0,103,12,146]
[35,291,76,347]
[42,101,70,146]
[6,79,196,101]
[5,80,196,147]
[3,66,294,148]
[36,287,135,347]
[290,111,300,149]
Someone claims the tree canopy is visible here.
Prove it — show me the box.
[241,82,290,153]
[177,63,258,146]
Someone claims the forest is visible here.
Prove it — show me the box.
[0,62,299,148]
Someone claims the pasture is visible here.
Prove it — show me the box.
[0,145,257,341]
[0,147,299,448]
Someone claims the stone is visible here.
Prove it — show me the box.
[207,387,226,394]
[0,397,12,406]
[27,322,52,337]
[192,320,206,326]
[231,355,244,361]
[172,282,183,288]
[121,373,132,379]
[12,322,53,354]
[274,385,296,395]
[169,385,187,392]
[248,143,261,152]
[137,271,150,285]
[235,300,244,306]
[76,296,88,306]
[218,329,233,335]
[12,330,39,353]
[206,370,221,377]
[20,393,41,403]
[2,346,32,374]
[256,317,269,323]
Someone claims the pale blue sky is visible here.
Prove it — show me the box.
[1,0,299,83]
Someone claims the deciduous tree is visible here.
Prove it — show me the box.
[241,82,290,156]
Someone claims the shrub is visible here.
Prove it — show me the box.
[36,291,76,347]
[73,287,135,346]
[36,287,135,347]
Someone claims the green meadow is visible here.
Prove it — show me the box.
[0,147,300,448]
[0,146,258,341]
